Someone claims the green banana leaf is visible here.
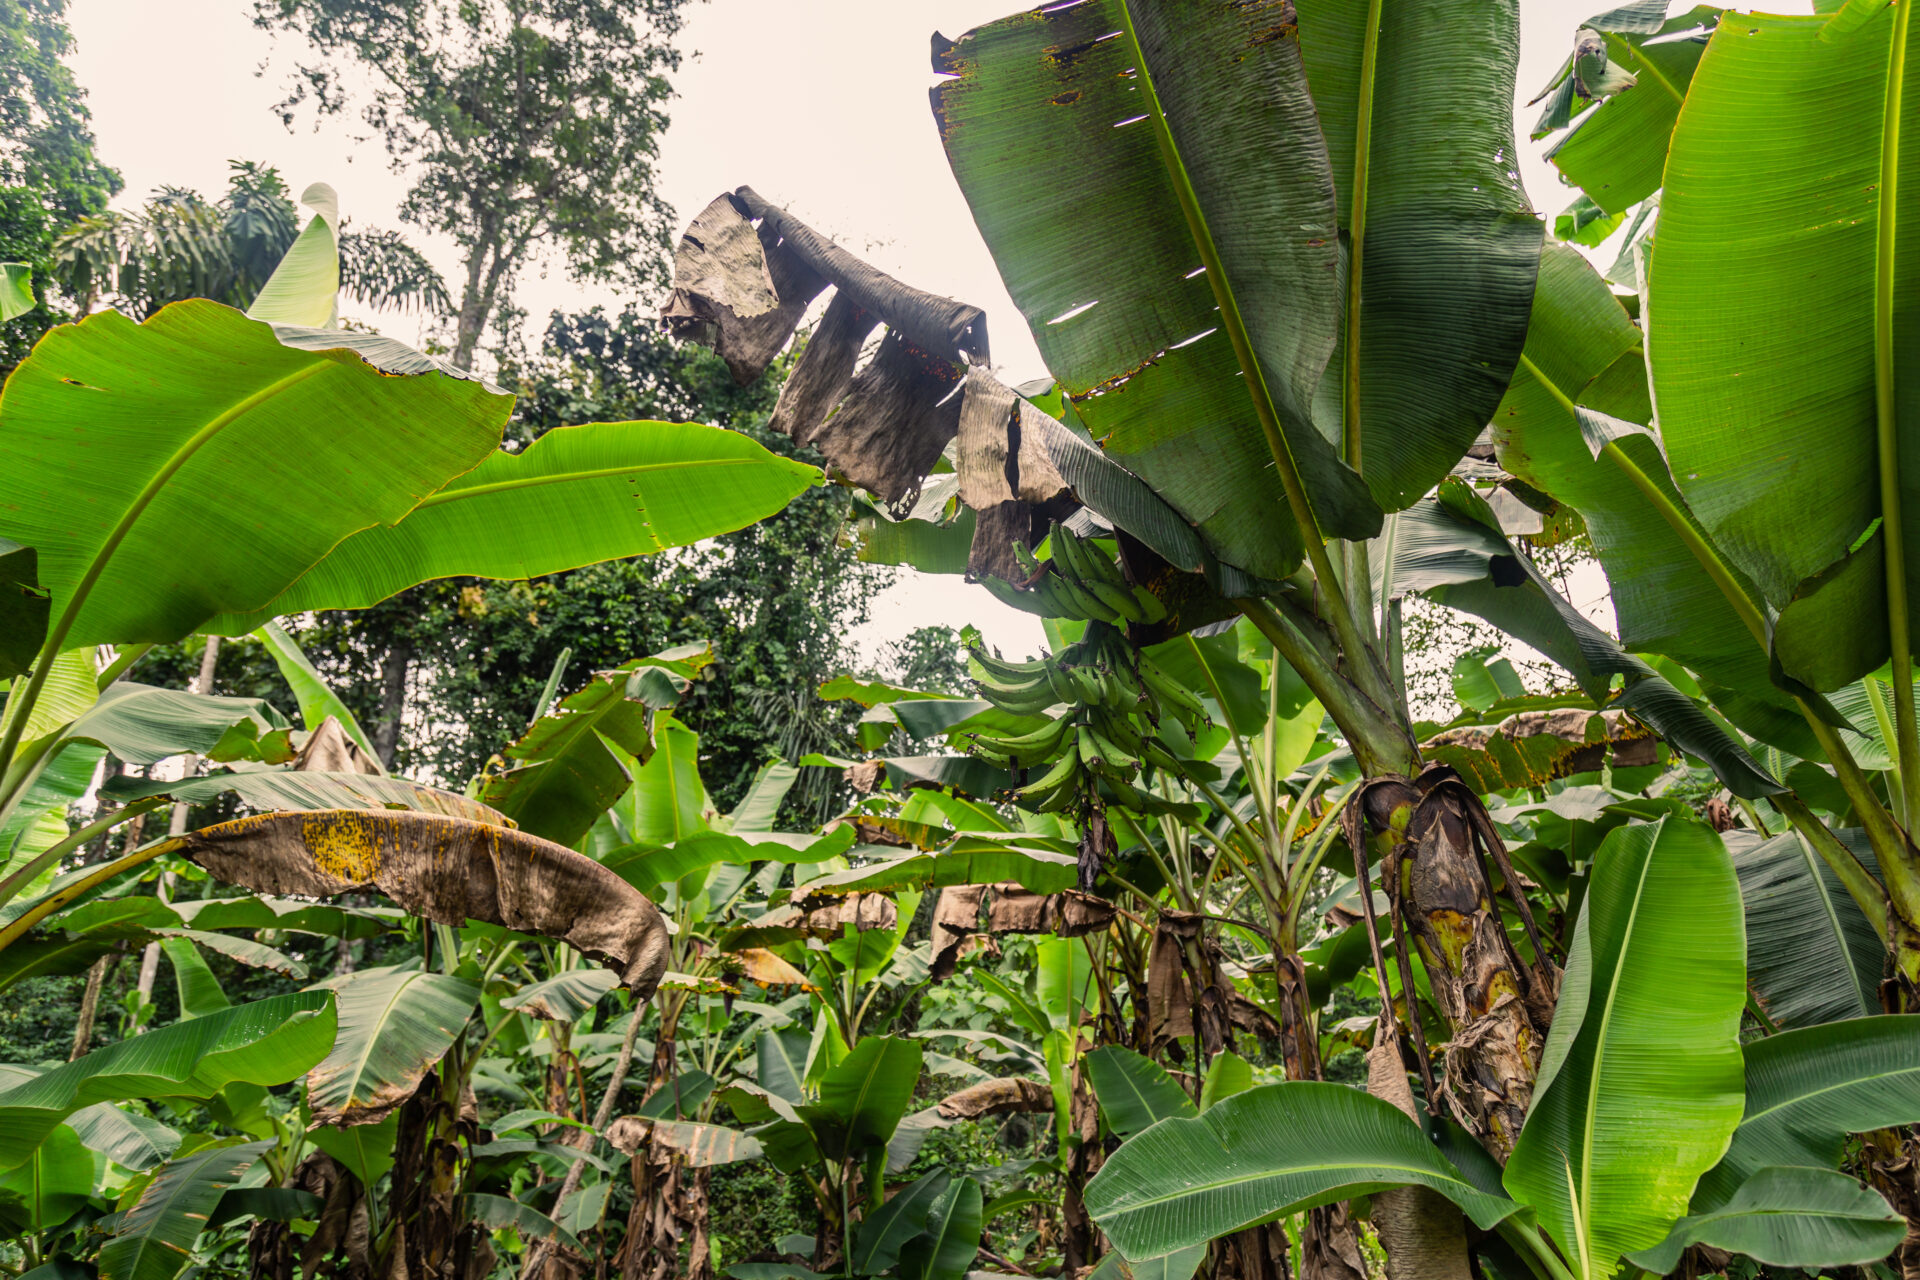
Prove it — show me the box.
[936,0,1368,578]
[0,899,306,994]
[255,619,378,760]
[66,1103,178,1173]
[162,936,231,1018]
[104,767,506,826]
[1084,1081,1519,1260]
[460,1191,584,1257]
[759,1027,810,1106]
[1694,1014,1920,1211]
[801,836,1078,898]
[623,718,711,845]
[1294,0,1543,508]
[0,1124,91,1233]
[1398,487,1782,798]
[1085,1046,1198,1139]
[245,183,339,329]
[0,300,507,649]
[1730,830,1883,1028]
[1629,1165,1903,1274]
[481,653,704,847]
[307,1113,397,1189]
[1651,7,1920,689]
[1546,7,1720,215]
[42,682,285,767]
[602,827,853,896]
[0,263,33,322]
[854,1170,953,1275]
[854,507,974,576]
[900,1174,983,1280]
[212,420,820,631]
[798,1035,922,1160]
[729,761,799,832]
[1505,816,1747,1277]
[1,743,103,887]
[96,1139,272,1280]
[0,990,334,1170]
[499,968,617,1023]
[1491,243,1810,754]
[307,965,480,1126]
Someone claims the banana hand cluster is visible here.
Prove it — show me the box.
[1010,524,1168,626]
[964,619,1209,815]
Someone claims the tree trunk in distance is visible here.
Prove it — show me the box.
[69,954,112,1060]
[375,639,413,769]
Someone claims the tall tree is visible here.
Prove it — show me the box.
[0,0,120,372]
[252,0,693,371]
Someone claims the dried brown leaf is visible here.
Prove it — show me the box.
[180,809,669,995]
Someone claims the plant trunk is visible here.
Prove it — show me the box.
[69,953,112,1060]
[1366,1036,1473,1280]
[521,1009,649,1280]
[1349,768,1558,1161]
[375,639,413,769]
[384,1063,489,1280]
[1062,1059,1106,1277]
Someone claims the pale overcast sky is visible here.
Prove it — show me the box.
[61,0,1765,665]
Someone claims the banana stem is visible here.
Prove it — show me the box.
[1239,598,1416,776]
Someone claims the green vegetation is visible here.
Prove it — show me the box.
[3,2,1920,1279]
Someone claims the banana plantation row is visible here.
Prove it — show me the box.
[1,1,1918,1279]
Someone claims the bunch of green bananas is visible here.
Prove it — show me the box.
[964,620,1209,814]
[1010,524,1168,625]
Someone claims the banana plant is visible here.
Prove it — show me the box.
[1082,814,1920,1280]
[0,176,824,938]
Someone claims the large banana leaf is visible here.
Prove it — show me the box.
[307,966,481,1126]
[1628,1165,1903,1275]
[1651,8,1920,689]
[854,1171,954,1276]
[1730,830,1883,1028]
[211,421,820,631]
[1491,244,1811,754]
[623,718,711,845]
[935,0,1359,578]
[162,936,231,1018]
[1694,1014,1920,1211]
[1504,816,1747,1278]
[0,300,508,649]
[1083,1081,1519,1260]
[66,1104,179,1172]
[1084,1045,1197,1139]
[798,1035,922,1160]
[933,0,1537,577]
[0,990,334,1170]
[601,827,852,896]
[96,1139,272,1280]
